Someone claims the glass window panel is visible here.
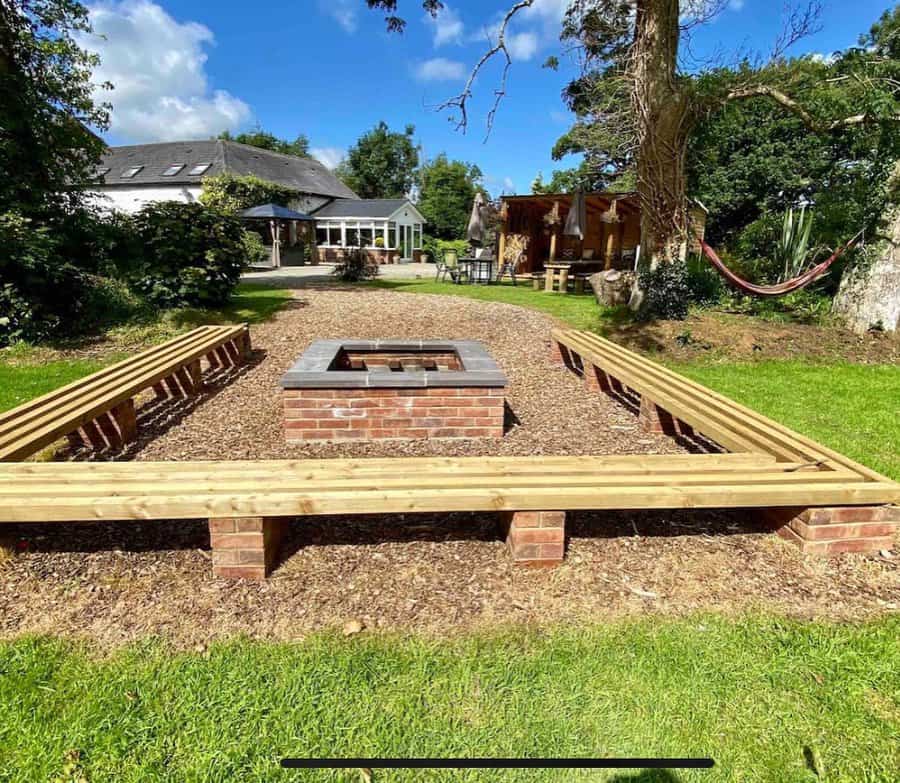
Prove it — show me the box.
[359,227,373,246]
[316,227,327,245]
[346,226,360,247]
[162,164,184,177]
[189,163,212,175]
[120,166,143,178]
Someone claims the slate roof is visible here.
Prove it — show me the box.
[239,204,315,221]
[311,198,415,219]
[91,140,358,199]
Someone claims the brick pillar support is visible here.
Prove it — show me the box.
[209,516,290,579]
[500,510,566,567]
[638,395,679,436]
[548,339,572,368]
[111,398,138,442]
[771,505,900,556]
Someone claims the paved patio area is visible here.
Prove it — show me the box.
[243,262,436,287]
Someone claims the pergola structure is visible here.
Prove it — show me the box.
[497,192,643,274]
[239,203,316,268]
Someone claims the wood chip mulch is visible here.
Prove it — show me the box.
[0,289,896,648]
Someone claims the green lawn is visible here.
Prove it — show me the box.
[371,278,614,332]
[0,284,292,413]
[1,616,897,782]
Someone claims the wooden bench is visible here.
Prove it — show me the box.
[0,452,872,578]
[550,328,900,555]
[0,325,250,462]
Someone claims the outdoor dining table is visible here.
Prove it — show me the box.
[457,257,495,284]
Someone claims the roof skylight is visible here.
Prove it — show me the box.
[120,165,143,178]
[162,164,184,177]
[189,162,212,176]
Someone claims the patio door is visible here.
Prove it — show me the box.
[401,225,413,261]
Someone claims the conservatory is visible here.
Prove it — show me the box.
[312,198,426,263]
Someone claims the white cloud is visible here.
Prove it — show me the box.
[728,0,745,10]
[320,0,357,33]
[507,31,539,61]
[77,1,250,142]
[311,146,346,170]
[414,57,466,82]
[426,4,464,46]
[503,177,515,192]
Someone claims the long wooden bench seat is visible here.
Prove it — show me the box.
[4,452,891,577]
[0,324,250,462]
[550,328,899,555]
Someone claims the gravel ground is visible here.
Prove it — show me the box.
[1,289,897,647]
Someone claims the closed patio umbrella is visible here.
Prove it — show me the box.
[466,192,486,246]
[563,189,586,241]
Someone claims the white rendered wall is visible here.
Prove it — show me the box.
[85,185,202,214]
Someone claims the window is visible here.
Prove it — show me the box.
[188,162,212,176]
[345,224,360,247]
[161,164,184,177]
[120,166,143,178]
[94,167,110,178]
[359,226,373,247]
[316,227,328,245]
[388,222,397,249]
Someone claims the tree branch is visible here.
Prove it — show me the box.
[436,0,534,139]
[725,85,900,130]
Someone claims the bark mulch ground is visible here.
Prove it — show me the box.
[0,289,897,647]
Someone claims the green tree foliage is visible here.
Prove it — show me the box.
[417,154,483,240]
[130,203,247,307]
[0,0,109,216]
[198,172,299,214]
[335,121,419,198]
[218,127,310,158]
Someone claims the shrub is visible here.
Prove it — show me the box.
[333,243,378,282]
[0,211,91,345]
[130,202,246,307]
[685,253,723,305]
[199,173,298,214]
[241,229,268,266]
[637,261,691,321]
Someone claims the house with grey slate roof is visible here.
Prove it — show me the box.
[85,140,426,263]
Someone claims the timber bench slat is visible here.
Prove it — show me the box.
[550,328,897,486]
[0,324,249,462]
[0,454,893,524]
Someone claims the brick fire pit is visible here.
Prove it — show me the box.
[281,339,507,441]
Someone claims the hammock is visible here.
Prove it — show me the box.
[697,233,861,297]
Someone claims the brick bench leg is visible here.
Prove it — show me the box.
[771,505,900,556]
[638,395,679,436]
[549,339,574,368]
[209,516,290,579]
[500,511,565,567]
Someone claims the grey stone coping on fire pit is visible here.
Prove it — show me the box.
[280,339,507,389]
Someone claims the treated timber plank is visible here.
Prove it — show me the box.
[1,481,895,523]
[0,326,239,439]
[0,453,780,478]
[0,325,248,461]
[555,328,891,482]
[0,328,217,427]
[561,330,832,464]
[556,329,840,467]
[0,469,860,498]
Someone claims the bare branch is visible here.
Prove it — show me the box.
[436,0,534,138]
[725,85,900,130]
[770,0,823,60]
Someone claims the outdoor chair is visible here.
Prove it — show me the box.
[435,250,466,283]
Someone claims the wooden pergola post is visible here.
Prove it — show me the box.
[548,200,560,262]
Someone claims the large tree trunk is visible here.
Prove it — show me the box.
[630,0,691,268]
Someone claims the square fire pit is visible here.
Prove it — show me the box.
[281,340,507,441]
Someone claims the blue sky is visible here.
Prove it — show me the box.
[81,0,892,195]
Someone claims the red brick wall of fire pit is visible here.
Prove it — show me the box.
[283,387,505,441]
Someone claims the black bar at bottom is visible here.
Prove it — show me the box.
[281,758,714,769]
